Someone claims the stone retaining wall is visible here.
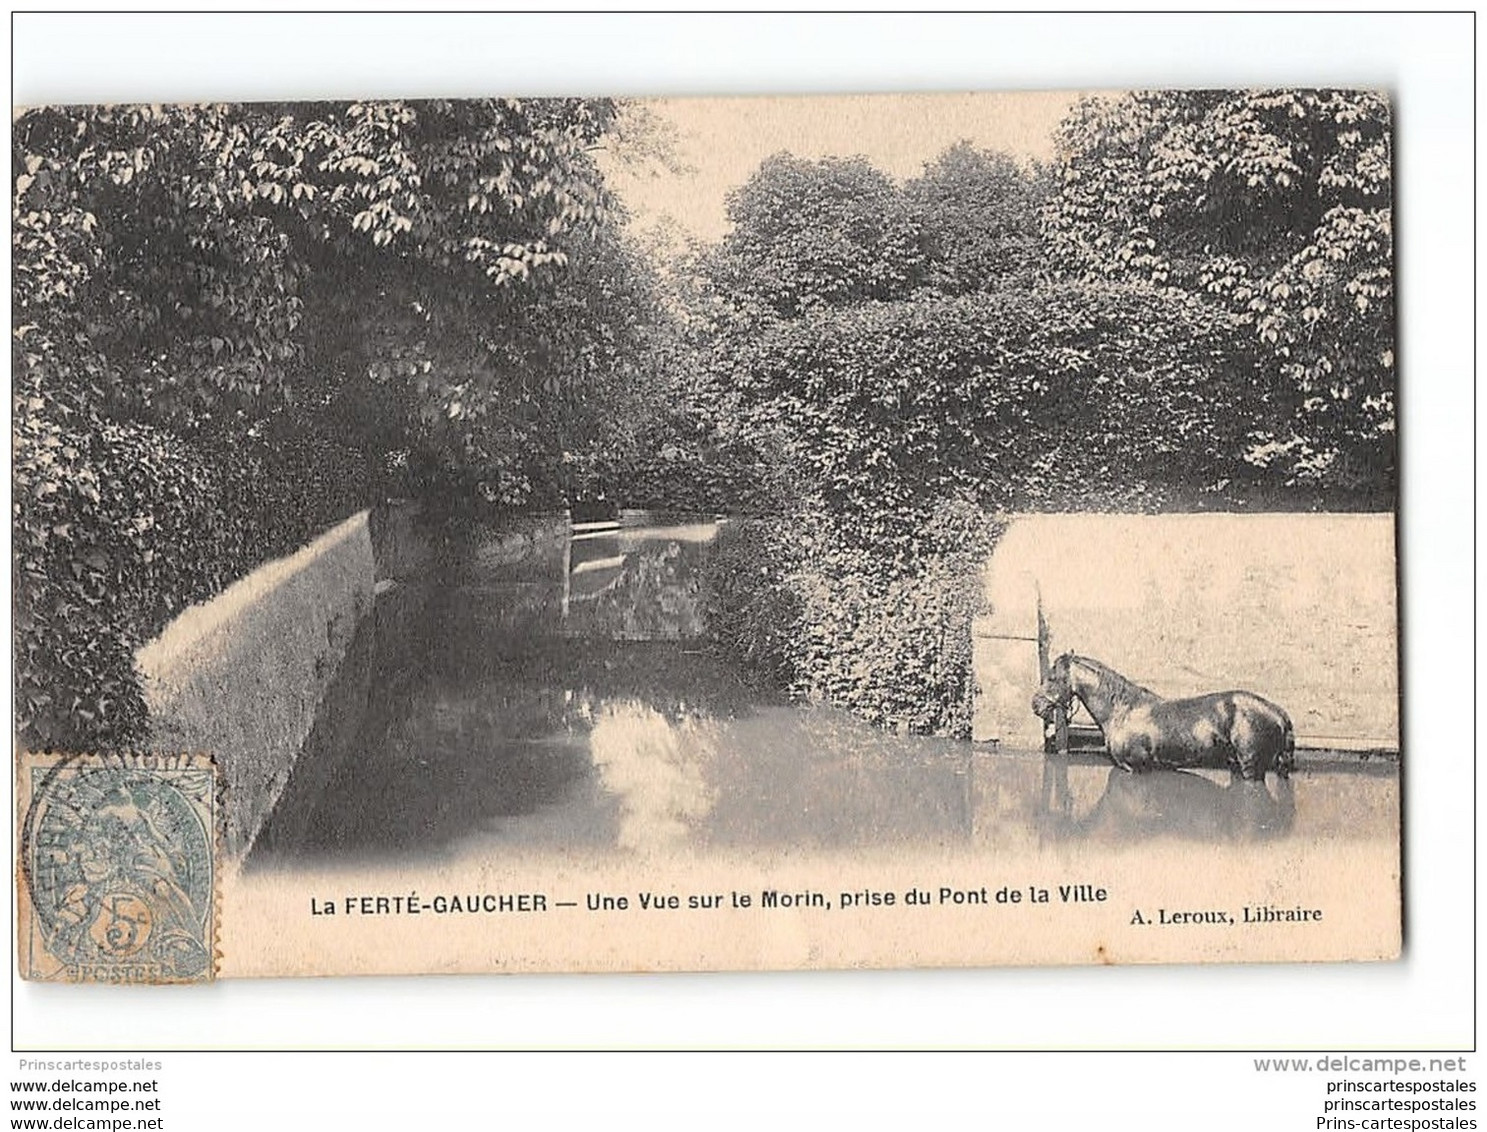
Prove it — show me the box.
[136,511,376,856]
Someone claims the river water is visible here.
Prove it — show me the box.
[245,515,1399,872]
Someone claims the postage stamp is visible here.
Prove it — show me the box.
[17,751,220,984]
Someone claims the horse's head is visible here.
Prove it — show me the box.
[1032,653,1076,721]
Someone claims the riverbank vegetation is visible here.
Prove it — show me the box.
[14,98,652,745]
[694,90,1393,735]
[15,90,1394,747]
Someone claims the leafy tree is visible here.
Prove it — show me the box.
[702,153,927,324]
[281,98,626,501]
[12,96,646,747]
[1043,89,1395,501]
[14,99,620,457]
[904,141,1052,293]
[685,143,1064,516]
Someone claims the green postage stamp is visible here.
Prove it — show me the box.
[17,751,220,984]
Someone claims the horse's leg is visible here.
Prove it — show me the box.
[1274,773,1296,832]
[1225,706,1266,781]
[1275,716,1296,780]
[1107,735,1138,774]
[1233,745,1261,782]
[1215,742,1246,780]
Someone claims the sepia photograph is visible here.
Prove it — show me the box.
[13,83,1403,982]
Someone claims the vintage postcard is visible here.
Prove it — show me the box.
[13,90,1399,980]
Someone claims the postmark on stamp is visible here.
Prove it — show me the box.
[17,751,220,984]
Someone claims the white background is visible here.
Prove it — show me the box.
[7,8,1477,1115]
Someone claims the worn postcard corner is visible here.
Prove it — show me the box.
[17,750,221,985]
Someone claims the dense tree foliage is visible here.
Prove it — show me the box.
[15,99,622,471]
[698,145,1266,526]
[904,141,1052,293]
[15,92,1397,748]
[701,153,928,324]
[1043,89,1394,500]
[321,219,667,508]
[14,97,644,747]
[695,112,1394,734]
[612,324,783,514]
[705,500,995,738]
[696,146,1056,734]
[738,283,1256,540]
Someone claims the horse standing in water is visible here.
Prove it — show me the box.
[1031,654,1295,781]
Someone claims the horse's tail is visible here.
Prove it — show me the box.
[1276,712,1296,780]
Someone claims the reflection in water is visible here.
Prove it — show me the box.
[588,699,718,853]
[1043,763,1296,843]
[246,513,1398,870]
[703,707,971,850]
[565,529,708,640]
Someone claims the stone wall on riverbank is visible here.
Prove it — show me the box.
[972,514,1399,753]
[136,511,376,857]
